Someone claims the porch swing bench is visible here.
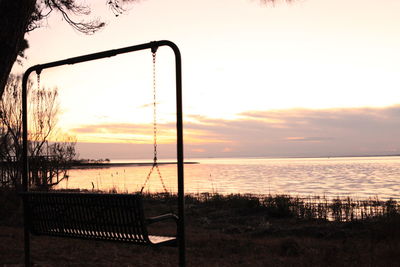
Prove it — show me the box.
[21,40,186,266]
[22,191,178,246]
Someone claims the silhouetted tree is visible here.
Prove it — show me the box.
[0,75,76,190]
[0,0,130,98]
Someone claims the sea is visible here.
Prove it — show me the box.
[55,156,400,200]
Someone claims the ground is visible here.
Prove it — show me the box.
[1,191,399,266]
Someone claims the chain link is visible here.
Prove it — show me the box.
[152,51,157,161]
[37,72,40,90]
[36,72,41,119]
[141,164,169,194]
[141,50,169,194]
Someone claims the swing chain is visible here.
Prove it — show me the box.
[140,49,169,194]
[141,164,168,194]
[36,71,41,90]
[152,51,157,162]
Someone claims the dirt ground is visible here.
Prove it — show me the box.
[1,192,400,266]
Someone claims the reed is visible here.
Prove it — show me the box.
[1,188,399,266]
[1,186,398,224]
[111,191,400,221]
[146,192,399,222]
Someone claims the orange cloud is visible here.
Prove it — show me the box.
[70,121,232,145]
[73,105,400,159]
[191,148,206,153]
[285,137,333,142]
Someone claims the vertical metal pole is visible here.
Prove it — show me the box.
[174,45,185,267]
[22,69,32,267]
[20,40,184,266]
[160,41,185,267]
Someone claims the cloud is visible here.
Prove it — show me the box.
[72,105,400,159]
[285,137,334,142]
[183,105,400,157]
[137,102,161,109]
[71,120,231,144]
[191,148,206,153]
[72,123,152,135]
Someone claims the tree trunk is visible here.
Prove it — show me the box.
[0,0,36,97]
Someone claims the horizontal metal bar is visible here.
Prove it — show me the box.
[23,40,178,77]
[21,39,185,266]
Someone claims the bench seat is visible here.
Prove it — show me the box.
[21,191,178,246]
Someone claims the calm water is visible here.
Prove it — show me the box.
[56,156,400,200]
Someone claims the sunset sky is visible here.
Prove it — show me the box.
[13,0,400,160]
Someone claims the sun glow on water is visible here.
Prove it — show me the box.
[56,156,400,200]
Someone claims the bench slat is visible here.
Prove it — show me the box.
[22,192,177,246]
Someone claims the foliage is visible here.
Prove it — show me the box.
[183,193,400,222]
[30,0,105,34]
[0,0,138,97]
[76,158,111,164]
[0,75,76,190]
[1,189,400,266]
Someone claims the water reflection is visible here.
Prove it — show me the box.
[56,156,400,200]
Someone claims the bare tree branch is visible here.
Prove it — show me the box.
[27,0,107,34]
[0,75,76,190]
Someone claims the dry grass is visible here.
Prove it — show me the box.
[1,190,399,266]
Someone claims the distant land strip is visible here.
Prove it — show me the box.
[69,161,199,169]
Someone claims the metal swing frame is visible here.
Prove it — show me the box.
[21,40,185,266]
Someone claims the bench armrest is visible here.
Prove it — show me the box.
[146,213,179,225]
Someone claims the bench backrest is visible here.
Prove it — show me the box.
[22,192,150,244]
